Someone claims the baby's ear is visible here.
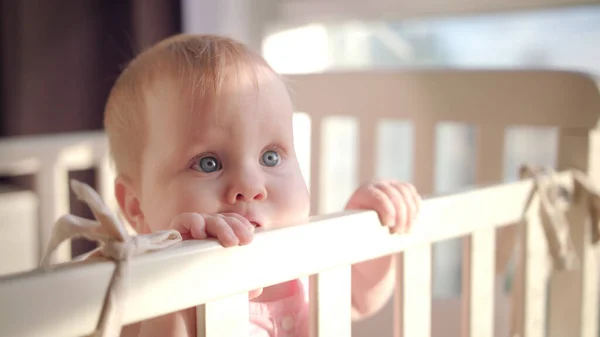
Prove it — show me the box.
[114,175,147,234]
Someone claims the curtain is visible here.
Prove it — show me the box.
[0,0,182,255]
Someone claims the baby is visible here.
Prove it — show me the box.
[103,34,421,337]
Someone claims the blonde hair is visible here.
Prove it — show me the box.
[104,34,275,179]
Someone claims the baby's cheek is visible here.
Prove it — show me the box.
[143,202,173,232]
[273,176,310,225]
[141,190,186,232]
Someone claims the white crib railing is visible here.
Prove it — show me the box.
[0,70,599,337]
[288,70,600,337]
[0,169,587,337]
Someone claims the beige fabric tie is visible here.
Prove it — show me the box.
[509,166,600,337]
[519,165,580,270]
[40,180,182,337]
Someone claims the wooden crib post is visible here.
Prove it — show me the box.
[197,293,249,337]
[546,127,600,337]
[461,124,504,337]
[393,120,435,337]
[309,266,352,337]
[36,155,70,264]
[509,195,550,337]
[96,153,118,216]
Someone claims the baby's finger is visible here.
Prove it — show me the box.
[376,182,406,233]
[220,213,254,231]
[364,184,396,227]
[218,215,254,245]
[401,182,421,214]
[205,215,240,247]
[397,185,416,232]
[169,213,207,240]
[392,182,420,232]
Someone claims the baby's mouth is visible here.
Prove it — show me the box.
[250,221,261,227]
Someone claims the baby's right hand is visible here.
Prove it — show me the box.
[169,213,255,247]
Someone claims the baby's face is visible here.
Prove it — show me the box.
[135,71,310,233]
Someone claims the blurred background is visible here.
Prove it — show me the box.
[0,0,599,335]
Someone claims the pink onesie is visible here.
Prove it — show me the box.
[249,278,309,337]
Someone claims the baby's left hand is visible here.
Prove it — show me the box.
[345,180,421,234]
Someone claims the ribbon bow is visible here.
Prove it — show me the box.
[40,179,182,337]
[519,165,580,270]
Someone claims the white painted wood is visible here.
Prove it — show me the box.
[309,115,323,215]
[0,132,109,264]
[583,129,600,337]
[309,266,352,337]
[412,121,435,195]
[461,125,503,337]
[96,153,131,235]
[393,253,404,337]
[35,157,70,264]
[286,69,599,337]
[547,128,599,337]
[358,117,377,183]
[392,119,435,337]
[0,186,38,276]
[0,173,567,337]
[462,229,496,337]
[197,293,249,337]
[287,71,600,129]
[402,244,432,337]
[510,195,550,337]
[0,131,106,175]
[0,70,599,337]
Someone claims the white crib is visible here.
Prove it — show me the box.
[0,70,599,337]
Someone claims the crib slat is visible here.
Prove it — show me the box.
[310,116,323,215]
[510,197,549,337]
[393,253,404,337]
[461,125,503,337]
[462,229,496,337]
[36,158,70,263]
[309,266,352,337]
[358,117,377,183]
[197,293,249,337]
[97,155,119,215]
[413,120,435,194]
[398,244,432,337]
[393,120,434,337]
[474,125,505,185]
[95,154,132,235]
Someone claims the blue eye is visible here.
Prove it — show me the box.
[261,150,280,167]
[193,156,222,173]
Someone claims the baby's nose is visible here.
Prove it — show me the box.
[226,174,267,204]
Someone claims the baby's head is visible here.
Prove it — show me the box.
[104,34,310,234]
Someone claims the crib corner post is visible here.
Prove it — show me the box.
[35,155,70,264]
[546,127,600,337]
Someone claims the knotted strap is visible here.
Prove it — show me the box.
[519,165,579,270]
[509,166,600,337]
[40,180,182,337]
[571,170,600,245]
